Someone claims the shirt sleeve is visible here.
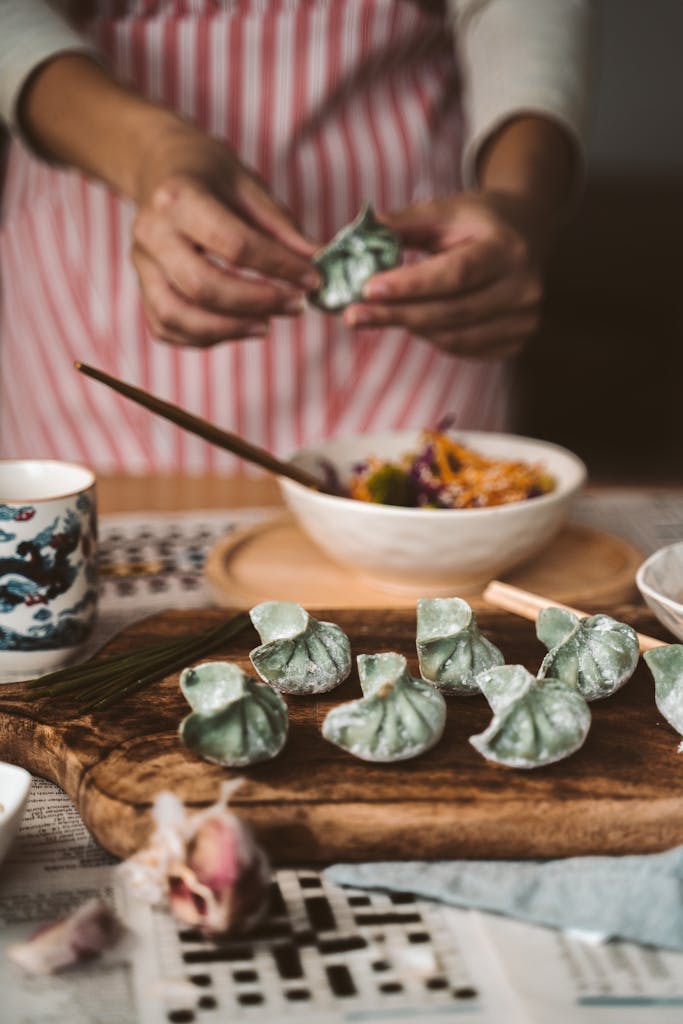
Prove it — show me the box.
[449,0,595,187]
[0,0,98,132]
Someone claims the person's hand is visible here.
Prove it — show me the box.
[19,54,319,348]
[343,192,546,360]
[130,122,319,346]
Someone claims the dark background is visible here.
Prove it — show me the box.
[513,0,683,483]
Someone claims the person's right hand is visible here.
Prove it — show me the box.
[130,122,319,346]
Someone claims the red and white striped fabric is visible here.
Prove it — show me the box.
[0,0,510,473]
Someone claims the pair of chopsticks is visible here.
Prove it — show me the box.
[483,580,666,652]
[74,362,336,495]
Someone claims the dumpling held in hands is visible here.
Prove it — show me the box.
[309,203,401,312]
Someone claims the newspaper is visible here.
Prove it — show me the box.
[3,781,683,1023]
[477,913,683,1024]
[0,781,515,1024]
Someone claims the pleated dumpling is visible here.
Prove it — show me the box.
[536,608,639,701]
[416,597,504,695]
[310,203,401,312]
[249,601,351,695]
[179,661,288,766]
[644,645,683,740]
[469,664,591,769]
[322,652,446,762]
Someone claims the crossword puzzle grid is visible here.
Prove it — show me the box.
[149,870,481,1023]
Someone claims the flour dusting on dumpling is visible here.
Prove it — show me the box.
[644,645,683,738]
[417,597,504,695]
[249,601,351,695]
[179,661,288,766]
[469,664,591,769]
[322,652,446,762]
[537,608,639,701]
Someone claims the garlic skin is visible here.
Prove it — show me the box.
[122,780,270,937]
[7,898,120,975]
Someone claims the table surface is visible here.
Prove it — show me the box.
[97,473,683,516]
[5,475,683,1023]
[97,473,282,513]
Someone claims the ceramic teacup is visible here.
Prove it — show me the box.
[0,460,97,680]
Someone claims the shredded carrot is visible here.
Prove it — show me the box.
[347,428,555,509]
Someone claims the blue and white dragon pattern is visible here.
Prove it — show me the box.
[0,493,97,650]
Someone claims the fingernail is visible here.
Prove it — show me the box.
[301,272,321,290]
[363,280,389,300]
[246,323,268,336]
[345,307,373,328]
[283,297,305,315]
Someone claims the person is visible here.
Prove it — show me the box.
[0,0,593,473]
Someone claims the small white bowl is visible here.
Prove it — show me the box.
[0,763,31,866]
[636,542,683,642]
[278,429,586,595]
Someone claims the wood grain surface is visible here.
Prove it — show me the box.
[205,518,644,609]
[0,606,680,864]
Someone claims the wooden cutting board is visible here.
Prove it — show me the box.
[0,606,680,864]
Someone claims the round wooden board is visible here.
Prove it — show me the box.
[205,515,644,610]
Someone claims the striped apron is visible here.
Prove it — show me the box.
[0,0,510,473]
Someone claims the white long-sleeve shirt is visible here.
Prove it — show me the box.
[0,0,594,184]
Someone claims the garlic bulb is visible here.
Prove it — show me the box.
[121,781,269,937]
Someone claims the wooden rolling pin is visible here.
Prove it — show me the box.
[483,580,667,653]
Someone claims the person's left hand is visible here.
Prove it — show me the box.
[343,192,546,360]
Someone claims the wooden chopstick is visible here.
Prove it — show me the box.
[483,580,667,652]
[75,362,336,495]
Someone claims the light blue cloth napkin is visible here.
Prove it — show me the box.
[325,846,683,950]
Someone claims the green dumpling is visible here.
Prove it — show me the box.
[644,645,683,741]
[416,597,504,695]
[322,652,446,762]
[469,664,591,769]
[179,661,288,767]
[309,203,401,312]
[537,607,639,701]
[249,601,351,695]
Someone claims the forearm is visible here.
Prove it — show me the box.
[476,114,577,256]
[18,53,183,202]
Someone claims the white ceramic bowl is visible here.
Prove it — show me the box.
[636,542,683,642]
[278,429,587,595]
[0,763,31,867]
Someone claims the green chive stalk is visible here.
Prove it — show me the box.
[8,612,250,713]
